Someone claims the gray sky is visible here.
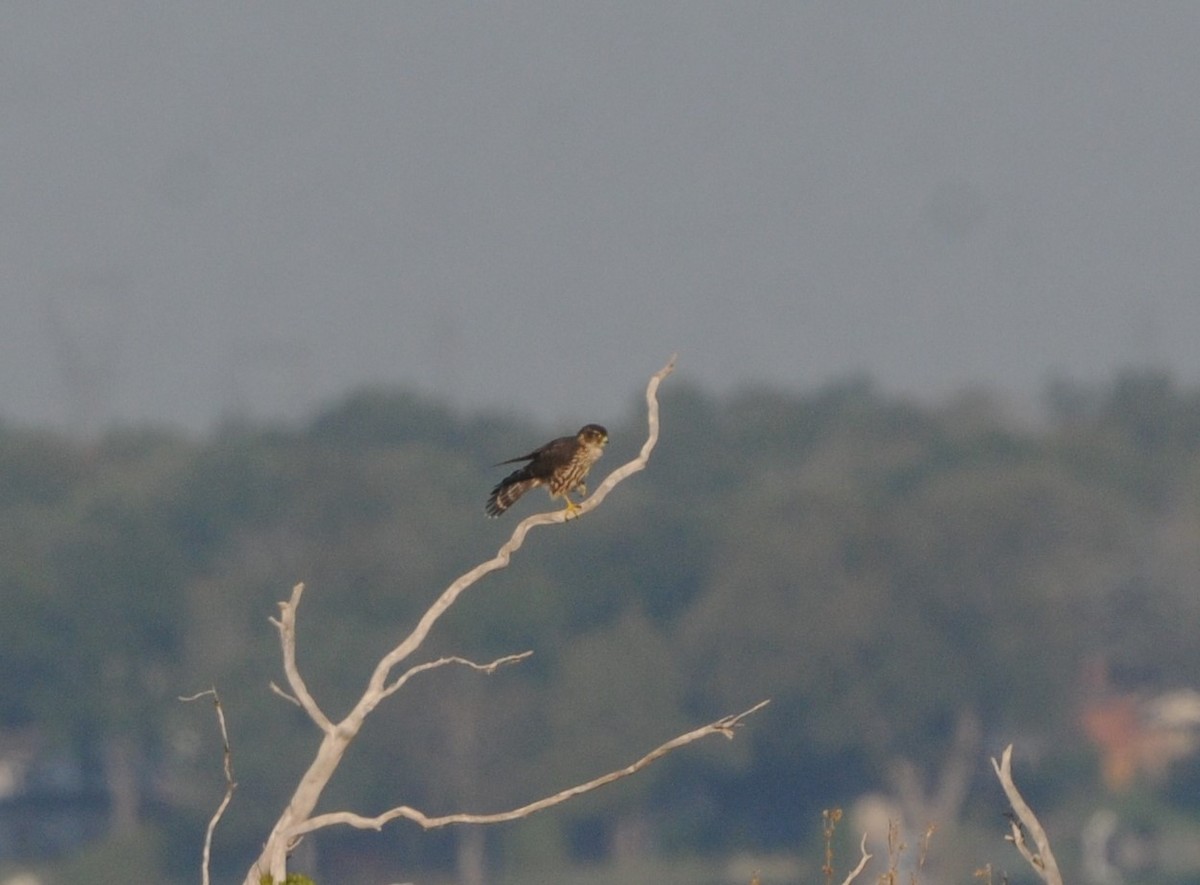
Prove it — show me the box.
[4,4,1199,433]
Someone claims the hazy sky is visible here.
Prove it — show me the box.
[4,4,1199,433]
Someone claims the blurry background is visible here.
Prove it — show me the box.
[4,4,1200,432]
[2,4,1200,885]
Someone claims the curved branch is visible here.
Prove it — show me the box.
[991,744,1063,885]
[291,698,768,837]
[380,651,533,702]
[180,688,237,885]
[362,354,677,704]
[269,582,333,733]
[840,833,873,885]
[578,351,677,510]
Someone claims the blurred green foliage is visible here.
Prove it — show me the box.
[1,370,1199,882]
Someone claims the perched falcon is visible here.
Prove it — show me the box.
[486,424,609,517]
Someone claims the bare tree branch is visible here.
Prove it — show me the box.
[269,582,334,734]
[291,699,770,837]
[243,356,697,885]
[268,680,302,708]
[840,833,873,885]
[577,351,677,511]
[991,744,1063,885]
[380,651,533,702]
[180,688,236,885]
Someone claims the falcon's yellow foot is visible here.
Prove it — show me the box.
[562,497,581,519]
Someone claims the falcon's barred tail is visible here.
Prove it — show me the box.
[485,473,542,517]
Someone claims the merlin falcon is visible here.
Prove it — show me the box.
[486,424,609,517]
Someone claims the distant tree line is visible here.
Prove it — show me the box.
[1,369,1199,882]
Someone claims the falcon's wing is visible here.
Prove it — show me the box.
[497,434,569,462]
[495,436,576,477]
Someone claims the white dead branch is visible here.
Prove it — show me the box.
[840,833,873,885]
[178,688,235,885]
[991,743,1063,885]
[197,355,768,884]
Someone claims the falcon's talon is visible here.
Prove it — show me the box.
[485,424,608,517]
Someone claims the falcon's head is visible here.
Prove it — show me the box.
[577,424,609,448]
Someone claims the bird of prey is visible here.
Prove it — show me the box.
[486,424,609,517]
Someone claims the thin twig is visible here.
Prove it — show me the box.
[991,744,1062,885]
[290,698,768,837]
[380,651,534,701]
[268,681,302,707]
[180,688,237,885]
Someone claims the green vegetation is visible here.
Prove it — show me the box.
[1,370,1199,882]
